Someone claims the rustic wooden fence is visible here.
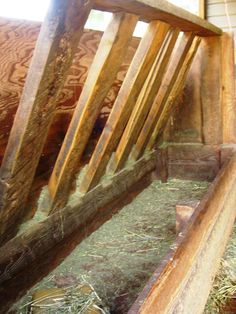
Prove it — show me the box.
[0,0,221,244]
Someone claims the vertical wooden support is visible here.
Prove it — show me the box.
[0,0,93,242]
[221,32,236,144]
[47,13,138,213]
[109,28,180,173]
[147,37,201,150]
[200,36,222,145]
[131,33,196,160]
[79,21,171,194]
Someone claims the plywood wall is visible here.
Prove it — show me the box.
[0,17,139,174]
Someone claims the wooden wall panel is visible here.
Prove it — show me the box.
[0,17,139,171]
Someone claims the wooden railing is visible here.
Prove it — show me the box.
[0,0,221,243]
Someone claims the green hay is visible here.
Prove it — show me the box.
[15,179,209,314]
[205,224,236,313]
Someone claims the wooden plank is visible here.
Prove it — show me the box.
[131,33,197,161]
[79,21,170,193]
[200,36,222,145]
[146,37,201,151]
[199,0,206,19]
[176,200,199,233]
[221,32,236,143]
[129,154,236,314]
[0,0,93,244]
[47,13,138,213]
[167,144,220,181]
[109,28,180,173]
[93,0,222,36]
[0,151,156,313]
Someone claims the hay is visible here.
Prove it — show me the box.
[15,179,209,313]
[205,223,236,313]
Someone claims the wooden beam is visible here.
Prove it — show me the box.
[79,21,170,193]
[47,13,138,213]
[131,33,197,160]
[221,32,236,143]
[109,28,180,173]
[0,0,93,243]
[147,37,201,150]
[129,154,236,314]
[94,0,221,36]
[200,36,222,145]
[0,151,156,314]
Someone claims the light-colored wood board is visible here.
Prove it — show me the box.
[47,13,138,213]
[132,33,196,160]
[147,37,201,150]
[109,28,180,173]
[79,21,170,193]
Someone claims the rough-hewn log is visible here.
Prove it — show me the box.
[0,0,93,243]
[47,13,138,213]
[79,21,170,193]
[94,0,222,36]
[129,154,236,314]
[0,151,156,313]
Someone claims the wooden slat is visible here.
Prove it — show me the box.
[109,28,180,173]
[47,13,138,213]
[221,32,236,143]
[131,33,197,160]
[0,0,93,243]
[0,151,156,313]
[94,0,222,36]
[147,37,201,150]
[79,21,170,193]
[129,154,236,314]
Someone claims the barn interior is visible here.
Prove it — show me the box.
[0,0,236,313]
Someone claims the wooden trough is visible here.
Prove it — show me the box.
[0,0,235,313]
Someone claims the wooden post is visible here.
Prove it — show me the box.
[0,0,93,243]
[221,32,236,144]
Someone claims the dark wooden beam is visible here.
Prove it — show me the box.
[94,0,222,36]
[0,0,93,244]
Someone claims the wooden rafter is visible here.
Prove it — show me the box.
[109,28,180,173]
[0,0,93,243]
[147,37,201,150]
[79,21,171,194]
[131,33,199,160]
[47,13,138,213]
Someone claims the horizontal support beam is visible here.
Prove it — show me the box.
[94,0,222,36]
[129,154,236,314]
[0,151,156,312]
